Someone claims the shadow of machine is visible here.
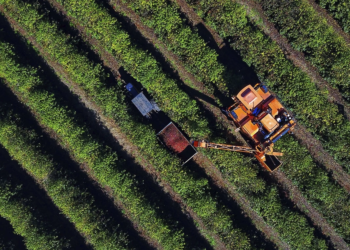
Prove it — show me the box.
[194,84,296,172]
[126,83,197,165]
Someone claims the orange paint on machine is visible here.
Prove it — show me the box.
[193,84,296,172]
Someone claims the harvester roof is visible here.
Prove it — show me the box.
[237,85,263,110]
[197,84,296,172]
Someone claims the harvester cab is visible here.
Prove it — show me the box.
[194,84,296,172]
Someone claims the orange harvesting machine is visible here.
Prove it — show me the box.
[193,84,296,172]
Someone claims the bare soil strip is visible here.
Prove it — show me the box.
[168,0,226,48]
[3,4,226,249]
[1,10,163,249]
[233,0,350,194]
[193,153,291,250]
[305,0,350,46]
[2,81,126,248]
[5,76,160,248]
[175,0,350,194]
[233,0,350,121]
[171,1,350,248]
[172,0,225,48]
[293,125,350,193]
[273,171,350,250]
[0,102,91,249]
[108,1,295,249]
[46,1,230,249]
[46,0,287,248]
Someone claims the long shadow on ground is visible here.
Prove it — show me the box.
[259,170,333,248]
[0,9,212,250]
[188,11,332,247]
[93,2,275,248]
[0,216,26,250]
[0,144,91,250]
[0,82,149,249]
[10,0,299,248]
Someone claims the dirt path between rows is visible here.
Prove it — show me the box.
[175,0,350,192]
[293,125,350,193]
[305,0,350,46]
[234,0,350,121]
[109,1,294,249]
[193,154,291,250]
[0,119,91,248]
[0,89,92,249]
[4,83,154,249]
[273,171,350,250]
[0,8,163,250]
[47,1,229,249]
[2,3,228,249]
[170,0,226,48]
[232,0,350,193]
[163,1,350,249]
[39,0,286,247]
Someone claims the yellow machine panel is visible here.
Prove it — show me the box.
[268,98,283,117]
[261,114,279,133]
[242,120,259,136]
[232,106,247,122]
[257,87,271,100]
[194,84,296,172]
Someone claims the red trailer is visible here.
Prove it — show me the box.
[126,83,196,165]
[157,122,197,165]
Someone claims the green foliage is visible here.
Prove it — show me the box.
[0,152,70,250]
[118,0,228,94]
[276,136,350,241]
[0,0,255,248]
[186,0,350,173]
[185,0,350,241]
[0,0,340,248]
[257,0,350,100]
[29,0,208,138]
[0,97,130,250]
[0,37,187,250]
[1,0,333,248]
[317,0,350,33]
[200,136,327,249]
[114,0,334,247]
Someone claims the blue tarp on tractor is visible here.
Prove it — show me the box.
[131,92,153,117]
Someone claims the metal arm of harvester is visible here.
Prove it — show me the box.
[193,140,283,156]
